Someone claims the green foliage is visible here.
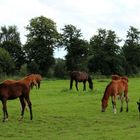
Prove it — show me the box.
[54,58,67,78]
[27,61,40,74]
[19,64,28,76]
[61,25,89,71]
[24,16,59,76]
[122,26,140,74]
[0,47,15,74]
[89,28,124,75]
[0,25,25,69]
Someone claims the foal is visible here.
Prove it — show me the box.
[101,79,129,113]
[0,82,33,122]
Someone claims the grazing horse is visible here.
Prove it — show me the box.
[111,74,128,82]
[101,79,129,113]
[69,71,93,91]
[0,82,32,122]
[26,74,42,89]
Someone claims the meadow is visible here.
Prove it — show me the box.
[0,78,140,140]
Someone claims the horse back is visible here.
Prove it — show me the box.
[0,82,30,100]
[111,80,128,95]
[70,71,88,82]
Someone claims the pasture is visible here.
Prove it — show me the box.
[0,78,140,140]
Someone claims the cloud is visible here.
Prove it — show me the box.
[1,0,140,58]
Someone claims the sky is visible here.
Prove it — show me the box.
[0,0,140,58]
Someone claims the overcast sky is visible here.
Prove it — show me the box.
[0,0,140,58]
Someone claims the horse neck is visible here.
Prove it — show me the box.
[21,78,31,86]
[102,83,111,102]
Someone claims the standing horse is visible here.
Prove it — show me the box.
[0,82,32,122]
[101,79,129,113]
[69,71,93,91]
[3,75,37,89]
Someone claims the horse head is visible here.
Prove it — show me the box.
[101,99,108,112]
[88,77,93,90]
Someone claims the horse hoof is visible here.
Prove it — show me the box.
[19,116,23,121]
[3,118,8,122]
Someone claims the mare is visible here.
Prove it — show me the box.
[101,79,129,113]
[0,82,32,122]
[69,71,93,91]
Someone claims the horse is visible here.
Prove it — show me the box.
[26,74,42,89]
[3,75,37,89]
[101,79,129,113]
[0,82,33,122]
[69,71,93,91]
[111,74,128,82]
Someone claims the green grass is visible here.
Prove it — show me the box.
[0,78,140,140]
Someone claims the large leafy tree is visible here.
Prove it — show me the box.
[24,16,59,75]
[61,24,89,71]
[89,28,124,75]
[0,47,15,75]
[122,26,140,74]
[0,25,25,70]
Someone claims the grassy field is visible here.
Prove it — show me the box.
[0,78,140,140]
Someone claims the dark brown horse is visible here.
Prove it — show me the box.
[0,82,33,122]
[101,79,129,113]
[69,71,93,91]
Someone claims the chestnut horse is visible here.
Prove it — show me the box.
[0,82,32,122]
[101,79,129,113]
[69,71,93,91]
[3,75,37,89]
[112,74,128,82]
[28,74,42,89]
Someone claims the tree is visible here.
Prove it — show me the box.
[0,47,15,75]
[24,16,59,75]
[89,29,124,75]
[61,24,89,71]
[0,25,25,69]
[54,58,67,78]
[122,26,140,74]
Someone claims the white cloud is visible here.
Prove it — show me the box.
[1,0,140,58]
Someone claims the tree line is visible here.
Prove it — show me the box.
[0,16,140,78]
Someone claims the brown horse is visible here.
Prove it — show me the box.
[112,74,128,82]
[0,82,32,122]
[69,71,93,91]
[3,75,37,89]
[101,79,129,113]
[26,74,42,89]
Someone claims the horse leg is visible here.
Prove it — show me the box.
[2,99,8,122]
[70,78,73,90]
[25,97,33,120]
[83,81,86,91]
[75,81,78,91]
[120,94,124,112]
[111,96,117,114]
[125,95,129,112]
[19,96,26,120]
[38,81,40,89]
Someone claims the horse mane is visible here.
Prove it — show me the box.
[102,81,112,101]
